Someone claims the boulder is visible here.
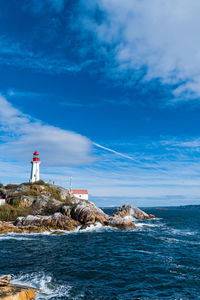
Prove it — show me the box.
[0,275,11,286]
[71,202,108,225]
[32,198,63,214]
[113,204,155,220]
[15,213,80,231]
[51,230,65,235]
[104,217,136,228]
[0,284,36,300]
[0,221,22,234]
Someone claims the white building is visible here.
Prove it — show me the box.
[0,199,5,206]
[71,189,88,200]
[30,150,40,183]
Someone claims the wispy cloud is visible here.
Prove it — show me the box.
[77,0,200,102]
[0,96,94,166]
[0,36,91,74]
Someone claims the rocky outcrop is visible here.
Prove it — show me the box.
[47,184,70,201]
[104,217,136,228]
[0,284,36,300]
[0,222,22,234]
[71,202,108,225]
[0,276,11,286]
[113,204,155,220]
[0,182,156,233]
[15,213,80,231]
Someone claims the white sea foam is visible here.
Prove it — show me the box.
[170,228,198,236]
[0,233,33,241]
[12,272,72,299]
[135,221,164,228]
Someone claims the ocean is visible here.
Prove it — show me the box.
[1,206,200,299]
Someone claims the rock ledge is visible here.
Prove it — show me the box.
[0,284,36,300]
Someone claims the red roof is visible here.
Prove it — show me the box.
[71,189,88,194]
[33,150,39,155]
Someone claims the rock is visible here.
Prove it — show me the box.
[0,188,6,199]
[0,275,11,286]
[71,202,108,225]
[32,198,63,215]
[113,204,155,220]
[68,197,82,206]
[0,222,22,234]
[47,184,69,201]
[0,283,36,299]
[80,222,94,230]
[104,217,136,229]
[61,206,72,217]
[15,213,80,231]
[51,230,64,235]
[18,196,34,208]
[16,185,26,192]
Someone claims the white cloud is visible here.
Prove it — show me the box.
[0,96,93,166]
[79,0,200,101]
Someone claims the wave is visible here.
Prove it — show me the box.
[12,272,72,299]
[0,233,34,241]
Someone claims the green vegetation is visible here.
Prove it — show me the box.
[5,184,19,189]
[47,187,62,201]
[0,182,71,221]
[0,204,31,221]
[23,180,46,186]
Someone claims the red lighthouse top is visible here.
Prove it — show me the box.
[33,150,40,161]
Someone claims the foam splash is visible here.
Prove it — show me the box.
[0,233,33,241]
[12,272,72,299]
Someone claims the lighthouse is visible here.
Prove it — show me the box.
[30,150,40,183]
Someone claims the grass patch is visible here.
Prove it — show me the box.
[5,184,20,189]
[0,204,32,221]
[22,180,46,186]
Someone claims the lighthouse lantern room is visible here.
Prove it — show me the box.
[30,150,40,183]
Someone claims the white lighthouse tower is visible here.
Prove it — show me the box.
[30,150,40,183]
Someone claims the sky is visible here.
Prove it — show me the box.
[1,0,200,206]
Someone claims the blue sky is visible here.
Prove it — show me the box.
[1,0,200,206]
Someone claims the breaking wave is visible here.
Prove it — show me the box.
[12,272,72,299]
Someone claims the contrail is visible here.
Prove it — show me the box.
[92,142,168,174]
[92,142,139,162]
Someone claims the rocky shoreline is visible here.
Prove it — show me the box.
[0,182,155,234]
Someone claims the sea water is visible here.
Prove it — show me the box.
[0,206,200,299]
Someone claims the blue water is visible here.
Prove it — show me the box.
[1,206,200,299]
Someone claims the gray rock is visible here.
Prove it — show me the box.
[16,185,26,192]
[71,202,108,225]
[104,216,135,228]
[113,204,155,220]
[61,205,72,216]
